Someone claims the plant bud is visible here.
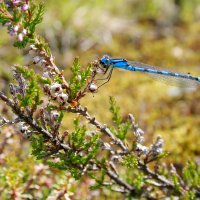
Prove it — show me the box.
[89,83,97,92]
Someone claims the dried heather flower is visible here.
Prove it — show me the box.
[42,72,50,78]
[18,122,28,134]
[30,44,37,50]
[136,143,149,155]
[77,75,82,80]
[135,128,144,137]
[89,83,97,92]
[102,142,111,150]
[137,136,144,144]
[151,135,164,155]
[33,56,46,66]
[33,56,41,64]
[43,84,50,94]
[111,155,122,162]
[51,111,59,120]
[57,93,69,104]
[50,83,62,94]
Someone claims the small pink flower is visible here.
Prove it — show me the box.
[21,3,29,11]
[18,33,23,42]
[4,22,11,26]
[13,25,19,32]
[22,28,27,35]
[13,0,22,6]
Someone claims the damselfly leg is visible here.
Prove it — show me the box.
[97,67,113,88]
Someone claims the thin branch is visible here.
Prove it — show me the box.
[0,91,135,194]
[65,106,128,152]
[65,105,179,189]
[0,116,20,127]
[105,168,134,193]
[139,163,174,189]
[0,132,13,154]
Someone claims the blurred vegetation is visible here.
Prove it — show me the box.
[1,0,200,199]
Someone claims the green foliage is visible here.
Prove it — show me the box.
[16,65,48,85]
[19,79,41,107]
[69,118,87,149]
[90,169,106,190]
[35,36,51,56]
[48,118,99,179]
[15,66,42,109]
[37,74,51,85]
[122,154,138,169]
[69,58,92,100]
[134,173,143,191]
[27,3,45,35]
[171,173,181,193]
[0,2,11,24]
[109,96,122,124]
[1,157,25,188]
[31,134,47,159]
[0,152,71,199]
[185,191,196,200]
[16,66,35,78]
[14,37,29,49]
[146,152,169,164]
[109,96,131,140]
[0,156,34,199]
[58,110,64,123]
[0,1,45,49]
[183,161,200,188]
[123,155,143,192]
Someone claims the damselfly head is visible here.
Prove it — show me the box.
[100,55,112,68]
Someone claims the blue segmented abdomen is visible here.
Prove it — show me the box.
[111,59,200,88]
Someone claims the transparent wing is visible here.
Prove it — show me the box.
[128,61,200,89]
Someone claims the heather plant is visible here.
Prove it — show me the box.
[0,1,199,199]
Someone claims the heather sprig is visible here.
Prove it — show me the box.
[0,1,200,199]
[109,96,131,140]
[0,1,44,48]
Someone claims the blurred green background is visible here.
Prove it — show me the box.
[1,0,200,164]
